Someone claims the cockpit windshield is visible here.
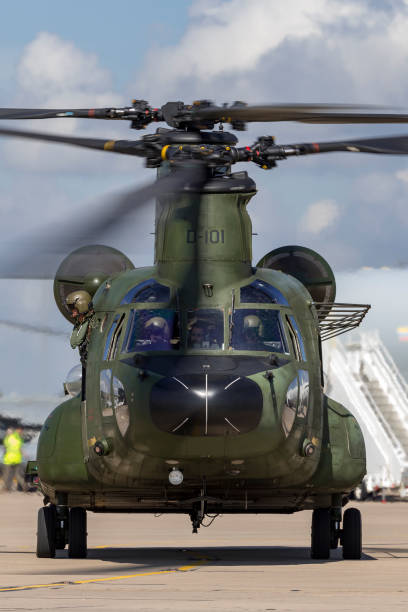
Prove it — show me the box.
[187,309,224,350]
[231,309,288,353]
[120,279,170,305]
[240,280,289,306]
[123,308,179,352]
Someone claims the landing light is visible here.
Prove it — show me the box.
[168,467,183,485]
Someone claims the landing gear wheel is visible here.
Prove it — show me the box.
[54,505,68,550]
[311,508,330,559]
[342,508,362,559]
[68,507,87,558]
[330,520,340,549]
[36,505,56,558]
[55,518,67,550]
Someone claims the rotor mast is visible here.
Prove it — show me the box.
[152,129,257,288]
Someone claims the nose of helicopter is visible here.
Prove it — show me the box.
[150,373,263,436]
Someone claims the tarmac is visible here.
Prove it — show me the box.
[1,493,408,611]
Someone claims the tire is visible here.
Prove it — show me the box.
[36,506,56,558]
[68,507,87,558]
[330,520,339,549]
[55,523,67,550]
[342,508,362,560]
[311,508,331,559]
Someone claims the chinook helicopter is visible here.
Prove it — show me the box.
[3,100,408,561]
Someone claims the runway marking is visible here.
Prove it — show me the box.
[0,556,211,593]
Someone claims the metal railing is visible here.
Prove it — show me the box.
[314,303,371,341]
[358,332,408,435]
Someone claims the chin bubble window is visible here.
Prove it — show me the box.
[122,308,180,352]
[231,309,288,353]
[112,376,130,436]
[100,369,113,417]
[100,370,130,436]
[282,376,299,437]
[187,309,224,350]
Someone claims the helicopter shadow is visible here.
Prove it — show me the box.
[49,545,376,575]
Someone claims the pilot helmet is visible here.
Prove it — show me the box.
[66,290,92,315]
[243,314,262,336]
[145,316,169,338]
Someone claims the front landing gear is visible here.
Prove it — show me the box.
[341,508,362,559]
[311,508,330,559]
[68,507,87,558]
[36,505,87,558]
[310,507,362,560]
[37,506,56,558]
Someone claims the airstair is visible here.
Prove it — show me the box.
[323,331,408,497]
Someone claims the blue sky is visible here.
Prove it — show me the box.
[0,2,191,93]
[2,0,408,399]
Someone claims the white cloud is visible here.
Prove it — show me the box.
[16,32,117,106]
[134,0,371,99]
[3,32,137,173]
[396,168,408,183]
[300,199,340,233]
[134,0,408,107]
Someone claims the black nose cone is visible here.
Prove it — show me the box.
[150,374,262,436]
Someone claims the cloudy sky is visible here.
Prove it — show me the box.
[1,0,408,399]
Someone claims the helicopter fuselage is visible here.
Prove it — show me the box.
[36,171,365,516]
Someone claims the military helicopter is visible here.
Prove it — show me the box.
[2,100,408,562]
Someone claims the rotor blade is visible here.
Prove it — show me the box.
[0,320,68,337]
[193,103,408,124]
[0,162,207,279]
[287,134,408,155]
[0,126,148,157]
[0,107,118,120]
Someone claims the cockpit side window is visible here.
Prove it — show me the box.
[187,309,224,350]
[103,314,126,361]
[231,309,288,353]
[122,308,179,353]
[103,315,119,361]
[120,279,170,305]
[107,314,126,360]
[240,280,289,306]
[286,315,306,361]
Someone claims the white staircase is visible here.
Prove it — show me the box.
[324,331,408,492]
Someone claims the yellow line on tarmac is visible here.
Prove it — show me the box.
[0,559,209,592]
[0,582,69,592]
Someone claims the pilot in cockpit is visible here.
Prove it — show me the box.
[144,316,170,350]
[242,314,263,350]
[188,323,206,348]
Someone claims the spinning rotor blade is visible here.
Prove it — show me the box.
[0,107,126,120]
[248,133,408,167]
[0,126,147,157]
[0,163,207,279]
[287,133,408,155]
[193,103,408,124]
[0,320,67,337]
[6,102,408,128]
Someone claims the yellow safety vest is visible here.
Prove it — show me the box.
[3,432,23,465]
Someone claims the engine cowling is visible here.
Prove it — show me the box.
[257,245,336,314]
[53,245,134,322]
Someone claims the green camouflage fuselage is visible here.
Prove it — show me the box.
[37,174,365,513]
